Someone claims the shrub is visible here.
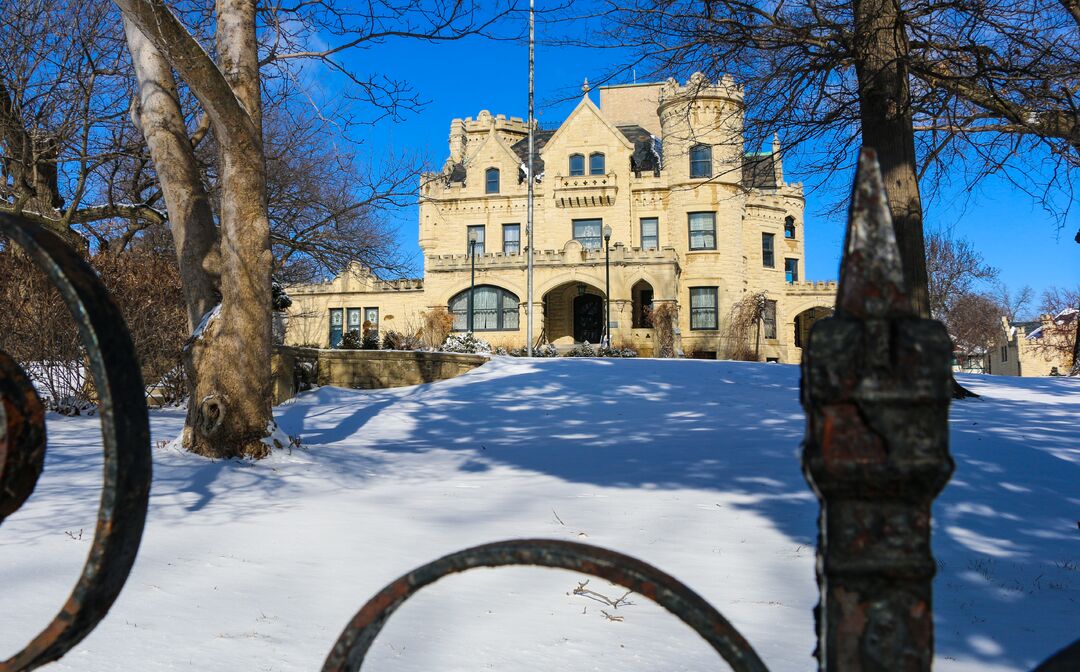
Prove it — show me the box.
[647,302,678,358]
[534,343,559,357]
[0,245,187,409]
[441,332,492,354]
[599,345,638,358]
[421,307,455,349]
[564,341,596,357]
[382,330,423,351]
[506,343,560,357]
[361,325,380,350]
[339,330,362,349]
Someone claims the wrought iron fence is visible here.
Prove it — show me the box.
[1,149,1076,670]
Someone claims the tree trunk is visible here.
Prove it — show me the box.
[851,0,930,319]
[117,0,273,458]
[852,0,978,399]
[123,18,220,331]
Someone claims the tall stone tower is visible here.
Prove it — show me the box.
[657,73,745,184]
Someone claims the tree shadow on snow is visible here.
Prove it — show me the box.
[272,359,1079,670]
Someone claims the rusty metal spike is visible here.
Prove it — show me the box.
[836,148,911,319]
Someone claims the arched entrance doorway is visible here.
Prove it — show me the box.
[794,306,834,348]
[573,294,603,343]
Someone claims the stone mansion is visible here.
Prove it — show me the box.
[284,74,836,361]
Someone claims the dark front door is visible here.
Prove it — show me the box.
[573,294,604,344]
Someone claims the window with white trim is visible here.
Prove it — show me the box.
[573,219,603,250]
[690,287,718,330]
[641,217,659,250]
[467,225,485,256]
[688,212,716,250]
[502,224,520,255]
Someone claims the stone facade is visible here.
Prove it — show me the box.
[285,74,836,361]
[984,310,1077,376]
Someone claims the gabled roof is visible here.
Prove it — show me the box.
[539,94,635,160]
[510,130,556,175]
[445,128,521,185]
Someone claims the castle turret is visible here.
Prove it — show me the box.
[657,73,745,185]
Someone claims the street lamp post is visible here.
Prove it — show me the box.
[468,230,478,333]
[603,225,612,347]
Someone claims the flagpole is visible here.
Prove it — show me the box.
[526,0,535,357]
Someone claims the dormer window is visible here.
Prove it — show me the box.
[569,154,585,176]
[690,144,712,178]
[589,152,606,175]
[485,167,500,194]
[784,216,796,239]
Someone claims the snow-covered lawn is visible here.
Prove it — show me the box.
[1,358,1077,671]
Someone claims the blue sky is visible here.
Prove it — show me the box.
[336,25,1078,311]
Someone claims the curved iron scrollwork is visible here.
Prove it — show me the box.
[323,538,769,672]
[0,213,151,671]
[1034,638,1080,672]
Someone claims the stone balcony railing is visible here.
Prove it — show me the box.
[552,172,618,207]
[426,242,679,272]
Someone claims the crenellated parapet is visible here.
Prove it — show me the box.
[784,280,838,294]
[288,262,424,296]
[448,110,533,164]
[657,72,744,109]
[426,243,679,273]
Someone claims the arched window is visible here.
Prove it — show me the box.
[784,216,796,239]
[569,153,585,176]
[689,144,712,178]
[589,152,606,175]
[448,285,520,332]
[485,167,500,194]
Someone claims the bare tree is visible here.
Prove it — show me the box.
[925,232,998,321]
[114,0,523,457]
[723,291,769,360]
[584,0,1080,317]
[260,109,419,283]
[0,0,163,246]
[943,292,1003,358]
[993,282,1035,322]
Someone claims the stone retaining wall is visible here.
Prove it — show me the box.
[272,347,487,403]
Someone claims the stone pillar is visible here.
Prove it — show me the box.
[610,299,632,347]
[800,149,953,672]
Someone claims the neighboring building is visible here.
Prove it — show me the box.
[952,349,988,375]
[985,309,1077,376]
[285,74,836,360]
